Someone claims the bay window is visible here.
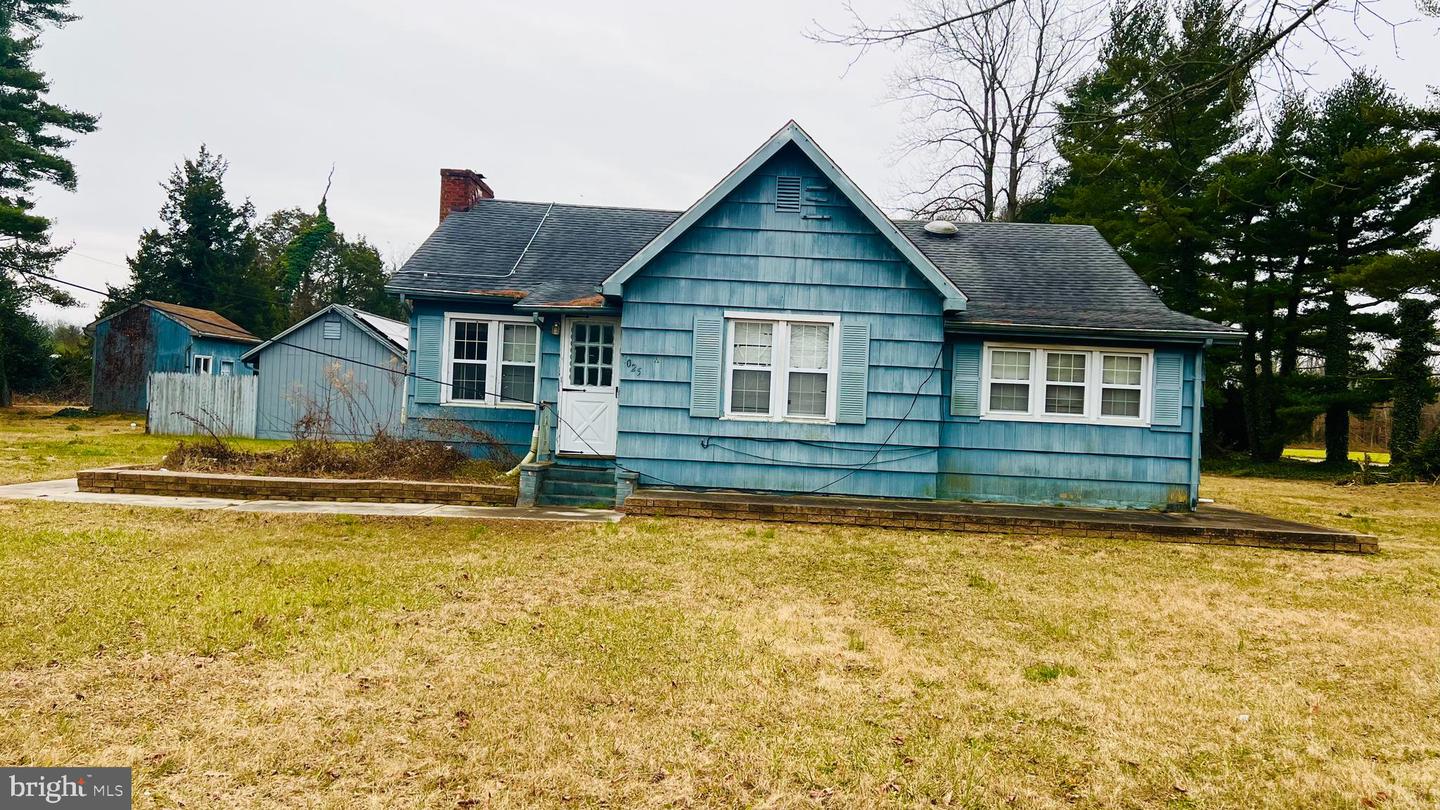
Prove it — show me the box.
[981,343,1151,425]
[724,313,837,422]
[443,315,539,408]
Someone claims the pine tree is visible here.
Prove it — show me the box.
[0,0,97,405]
[109,146,280,336]
[1389,297,1438,469]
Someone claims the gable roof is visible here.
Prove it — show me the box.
[598,121,968,311]
[88,300,261,343]
[240,303,408,362]
[387,201,680,309]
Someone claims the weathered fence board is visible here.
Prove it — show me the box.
[146,372,258,437]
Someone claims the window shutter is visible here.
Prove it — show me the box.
[951,341,981,417]
[690,316,723,418]
[413,314,443,404]
[836,322,870,424]
[1151,350,1184,426]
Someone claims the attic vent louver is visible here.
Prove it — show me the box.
[323,318,341,340]
[776,176,802,212]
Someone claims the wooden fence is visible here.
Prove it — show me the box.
[146,372,257,438]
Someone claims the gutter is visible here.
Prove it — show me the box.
[946,320,1241,345]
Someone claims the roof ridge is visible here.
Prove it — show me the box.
[460,198,684,216]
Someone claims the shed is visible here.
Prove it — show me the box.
[88,300,260,413]
[241,304,409,441]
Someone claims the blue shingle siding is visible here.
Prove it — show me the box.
[938,338,1199,510]
[401,299,554,461]
[614,144,946,499]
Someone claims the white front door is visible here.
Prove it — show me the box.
[557,318,620,456]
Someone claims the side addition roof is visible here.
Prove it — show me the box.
[895,221,1239,341]
[599,120,969,311]
[240,304,408,362]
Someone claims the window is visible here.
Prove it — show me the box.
[192,355,212,375]
[723,313,837,422]
[1100,353,1145,418]
[442,315,539,408]
[981,344,1151,425]
[219,360,234,376]
[567,321,615,388]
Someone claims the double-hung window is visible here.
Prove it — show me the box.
[723,313,837,422]
[443,315,539,408]
[981,343,1151,425]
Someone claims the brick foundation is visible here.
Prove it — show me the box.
[78,467,516,507]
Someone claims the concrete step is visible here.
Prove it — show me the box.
[537,492,617,509]
[540,479,617,499]
[545,465,616,485]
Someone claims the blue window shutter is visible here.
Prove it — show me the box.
[836,322,870,424]
[951,341,981,417]
[1152,351,1184,426]
[690,316,723,418]
[413,313,443,404]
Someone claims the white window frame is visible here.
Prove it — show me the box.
[440,312,540,409]
[980,343,1153,426]
[721,311,840,424]
[219,360,234,376]
[192,354,212,375]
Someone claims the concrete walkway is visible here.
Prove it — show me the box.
[0,479,622,523]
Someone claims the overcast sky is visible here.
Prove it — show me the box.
[30,0,1440,324]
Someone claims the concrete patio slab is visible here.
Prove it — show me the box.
[0,479,621,524]
[622,488,1377,553]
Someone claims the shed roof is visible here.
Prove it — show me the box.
[240,304,408,362]
[88,300,262,343]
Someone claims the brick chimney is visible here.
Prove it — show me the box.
[439,168,495,223]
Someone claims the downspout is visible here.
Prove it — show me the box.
[1189,341,1209,509]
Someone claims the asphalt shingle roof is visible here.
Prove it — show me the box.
[387,200,1234,338]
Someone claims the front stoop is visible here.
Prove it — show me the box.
[537,459,618,508]
[622,489,1378,554]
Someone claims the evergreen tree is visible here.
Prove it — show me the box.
[1296,75,1440,464]
[107,146,280,336]
[0,0,97,405]
[1048,0,1255,318]
[1388,297,1438,469]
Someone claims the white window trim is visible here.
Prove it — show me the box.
[219,360,234,376]
[561,317,620,392]
[440,312,539,409]
[721,311,840,424]
[192,354,212,375]
[980,342,1153,426]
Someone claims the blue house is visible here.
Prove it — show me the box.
[88,300,260,413]
[387,122,1237,510]
[241,304,409,441]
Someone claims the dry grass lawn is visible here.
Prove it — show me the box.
[1,409,1438,807]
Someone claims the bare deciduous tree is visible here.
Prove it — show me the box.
[889,0,1096,220]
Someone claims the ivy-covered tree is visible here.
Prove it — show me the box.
[107,146,281,336]
[254,199,403,326]
[0,0,97,405]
